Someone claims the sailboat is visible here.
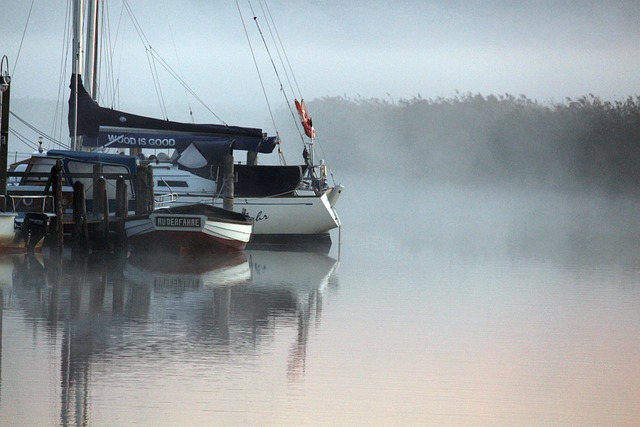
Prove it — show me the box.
[5,1,260,253]
[65,2,343,246]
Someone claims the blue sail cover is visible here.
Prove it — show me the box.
[46,149,138,173]
[68,75,277,155]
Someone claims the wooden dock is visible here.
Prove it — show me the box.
[3,161,154,251]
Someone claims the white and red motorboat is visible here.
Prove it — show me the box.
[125,203,253,253]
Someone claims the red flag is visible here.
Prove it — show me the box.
[295,99,315,139]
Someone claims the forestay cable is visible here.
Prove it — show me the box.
[12,0,36,76]
[121,0,226,125]
[236,0,286,164]
[10,112,68,150]
[259,1,338,185]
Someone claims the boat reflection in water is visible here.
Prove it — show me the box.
[0,244,339,425]
[125,248,251,289]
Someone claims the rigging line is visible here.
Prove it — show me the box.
[168,23,195,123]
[10,112,65,144]
[310,134,337,185]
[260,0,313,150]
[109,4,127,108]
[248,1,288,103]
[52,0,73,146]
[239,0,286,164]
[9,128,39,151]
[148,47,169,120]
[145,49,166,119]
[122,0,153,49]
[260,0,299,99]
[12,0,36,76]
[258,6,308,163]
[99,3,120,108]
[261,0,328,168]
[237,1,279,132]
[94,0,104,104]
[99,0,113,106]
[122,0,168,119]
[9,112,69,149]
[122,0,222,123]
[248,1,307,149]
[145,48,226,124]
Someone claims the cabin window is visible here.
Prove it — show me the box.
[157,180,189,188]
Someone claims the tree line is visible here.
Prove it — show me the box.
[304,93,640,194]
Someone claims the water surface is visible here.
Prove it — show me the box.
[1,175,639,425]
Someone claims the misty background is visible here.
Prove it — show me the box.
[2,0,640,193]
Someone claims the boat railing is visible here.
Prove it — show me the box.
[154,192,178,209]
[8,195,54,213]
[300,162,329,195]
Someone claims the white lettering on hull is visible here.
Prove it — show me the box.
[154,215,202,228]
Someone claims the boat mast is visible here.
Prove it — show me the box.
[71,0,84,151]
[71,0,99,151]
[84,0,99,101]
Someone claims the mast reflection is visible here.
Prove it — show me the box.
[3,244,338,424]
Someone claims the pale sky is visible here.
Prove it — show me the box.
[2,0,640,147]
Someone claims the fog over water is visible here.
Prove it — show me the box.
[3,1,640,155]
[0,171,638,425]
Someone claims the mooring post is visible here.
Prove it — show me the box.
[54,160,63,245]
[92,164,102,208]
[144,165,154,214]
[43,159,64,245]
[94,176,104,217]
[135,165,153,215]
[100,177,109,244]
[72,181,89,246]
[223,145,234,211]
[115,176,127,246]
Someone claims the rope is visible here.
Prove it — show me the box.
[255,1,339,185]
[9,112,69,150]
[122,0,226,124]
[260,0,301,99]
[236,1,279,135]
[9,128,38,151]
[255,0,308,149]
[122,0,168,120]
[12,0,36,76]
[169,23,195,123]
[52,0,73,147]
[250,1,309,149]
[104,3,127,109]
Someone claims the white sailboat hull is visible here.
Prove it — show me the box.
[226,193,340,236]
[156,193,340,238]
[153,165,341,238]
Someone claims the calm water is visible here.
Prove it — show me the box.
[1,174,640,426]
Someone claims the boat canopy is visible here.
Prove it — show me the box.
[68,75,277,155]
[47,149,138,173]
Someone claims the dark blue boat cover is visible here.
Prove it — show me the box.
[47,149,138,173]
[68,75,277,155]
